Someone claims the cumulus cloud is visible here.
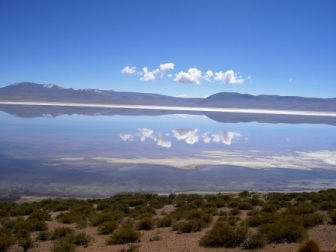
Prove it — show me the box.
[121,66,137,74]
[174,68,202,84]
[121,63,247,85]
[172,128,199,144]
[160,63,174,75]
[138,63,174,81]
[139,67,159,81]
[138,128,171,148]
[204,70,214,82]
[119,134,134,142]
[212,132,241,145]
[214,70,244,84]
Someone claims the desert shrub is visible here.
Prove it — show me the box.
[261,203,278,213]
[230,208,241,216]
[238,190,250,198]
[318,201,336,211]
[98,221,119,235]
[89,212,116,226]
[288,203,316,215]
[106,225,141,245]
[18,235,35,251]
[36,231,51,241]
[201,206,218,216]
[52,238,76,252]
[76,217,88,229]
[250,198,264,206]
[247,209,260,216]
[172,219,206,233]
[238,202,253,210]
[137,217,154,230]
[0,228,13,251]
[26,219,48,231]
[51,227,75,240]
[13,219,47,233]
[259,215,307,243]
[56,212,83,224]
[242,232,266,249]
[28,210,51,221]
[226,216,240,226]
[199,222,247,248]
[329,209,336,224]
[227,199,241,209]
[73,232,91,247]
[300,213,323,228]
[8,204,34,217]
[156,215,173,227]
[130,206,156,219]
[297,239,321,252]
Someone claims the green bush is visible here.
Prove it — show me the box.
[288,203,316,215]
[0,228,13,251]
[199,222,247,248]
[52,238,76,252]
[73,232,91,247]
[106,225,141,245]
[137,217,154,230]
[238,202,253,210]
[297,239,321,252]
[230,208,241,216]
[28,210,51,221]
[329,209,336,224]
[51,227,75,240]
[172,219,206,233]
[98,221,119,235]
[18,235,35,251]
[242,232,266,249]
[36,231,51,241]
[262,203,278,213]
[156,215,173,227]
[259,215,307,243]
[300,213,323,228]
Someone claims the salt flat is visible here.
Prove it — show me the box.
[1,101,336,117]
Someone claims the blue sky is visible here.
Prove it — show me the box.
[0,0,335,98]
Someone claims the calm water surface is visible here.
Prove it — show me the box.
[1,107,336,197]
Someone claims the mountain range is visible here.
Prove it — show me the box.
[0,82,336,112]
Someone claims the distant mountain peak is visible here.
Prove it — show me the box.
[9,82,63,90]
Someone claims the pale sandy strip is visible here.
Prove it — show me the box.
[1,101,336,117]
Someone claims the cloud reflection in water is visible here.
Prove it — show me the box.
[119,128,241,148]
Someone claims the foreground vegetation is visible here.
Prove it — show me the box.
[1,189,336,251]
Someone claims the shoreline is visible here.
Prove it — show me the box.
[1,100,336,117]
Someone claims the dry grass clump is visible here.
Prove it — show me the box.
[1,189,336,251]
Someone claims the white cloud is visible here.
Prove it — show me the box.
[121,63,247,85]
[203,70,214,82]
[202,132,211,143]
[160,63,174,71]
[121,66,136,74]
[212,132,241,145]
[138,127,154,141]
[139,63,174,81]
[214,70,244,84]
[172,128,199,145]
[119,134,134,142]
[140,67,159,81]
[174,68,202,84]
[157,139,172,148]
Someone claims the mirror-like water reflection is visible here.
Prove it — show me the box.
[1,107,336,198]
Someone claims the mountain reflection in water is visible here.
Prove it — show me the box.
[0,105,336,198]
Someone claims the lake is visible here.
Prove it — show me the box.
[1,105,336,198]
